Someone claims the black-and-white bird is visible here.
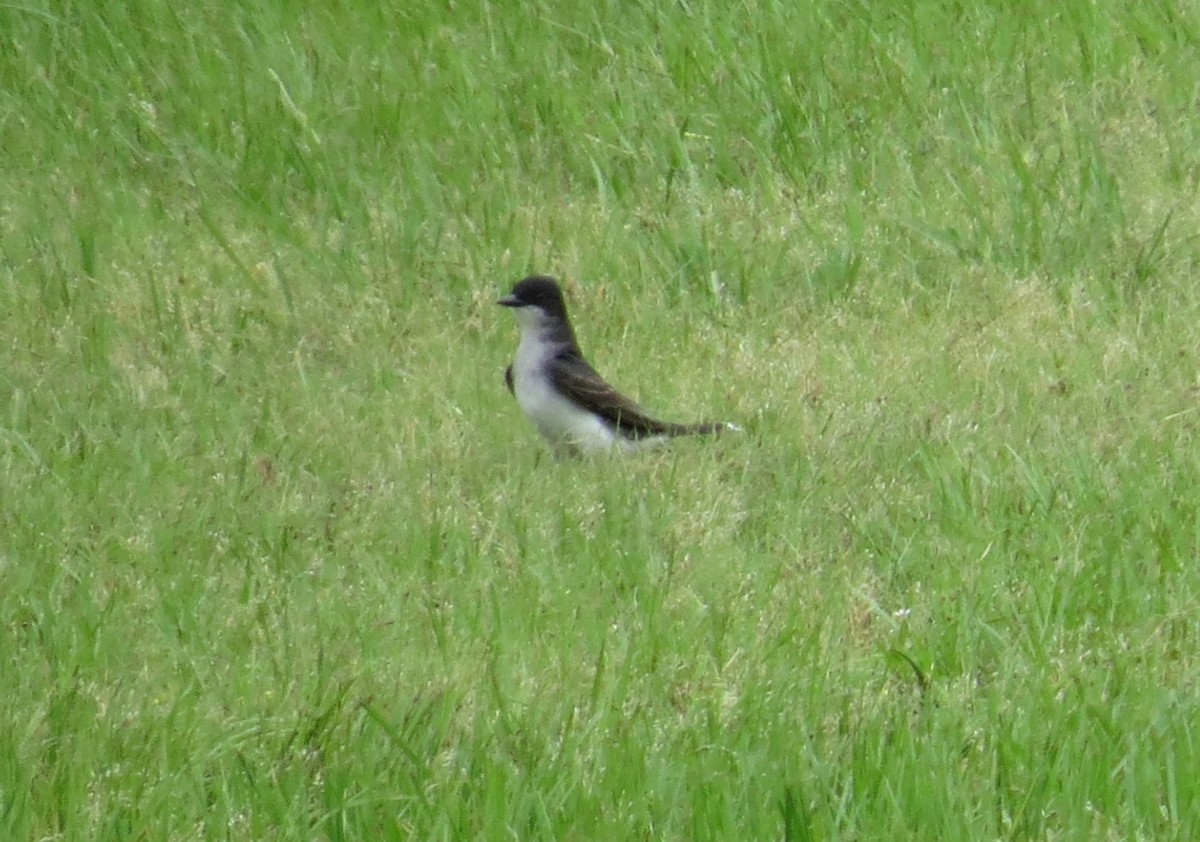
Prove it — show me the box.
[497,275,738,455]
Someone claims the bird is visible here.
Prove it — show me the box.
[497,275,738,455]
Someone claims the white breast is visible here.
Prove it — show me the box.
[511,335,623,454]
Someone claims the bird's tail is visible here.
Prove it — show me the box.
[666,420,743,437]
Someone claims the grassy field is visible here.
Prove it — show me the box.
[3,0,1200,838]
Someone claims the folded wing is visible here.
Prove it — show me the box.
[547,350,719,439]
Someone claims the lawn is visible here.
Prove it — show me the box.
[2,0,1199,838]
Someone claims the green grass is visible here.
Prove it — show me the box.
[3,0,1200,838]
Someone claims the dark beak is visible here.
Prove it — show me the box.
[497,294,522,307]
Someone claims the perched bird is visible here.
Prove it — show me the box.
[497,275,738,455]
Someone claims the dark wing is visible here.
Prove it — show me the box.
[547,350,686,439]
[504,364,515,395]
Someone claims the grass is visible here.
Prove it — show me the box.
[3,0,1200,838]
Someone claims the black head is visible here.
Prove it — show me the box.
[497,275,568,318]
